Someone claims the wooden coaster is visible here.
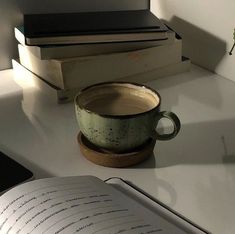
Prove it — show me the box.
[77,132,155,168]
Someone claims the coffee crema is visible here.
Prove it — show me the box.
[78,83,159,116]
[84,93,156,115]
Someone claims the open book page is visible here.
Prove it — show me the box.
[0,176,188,234]
[106,178,208,234]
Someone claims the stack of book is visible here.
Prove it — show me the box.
[12,10,190,103]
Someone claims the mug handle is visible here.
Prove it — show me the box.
[153,111,181,141]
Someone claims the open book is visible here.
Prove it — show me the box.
[0,176,209,234]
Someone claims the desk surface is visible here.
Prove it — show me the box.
[0,65,235,234]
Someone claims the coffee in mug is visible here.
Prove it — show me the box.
[75,82,180,152]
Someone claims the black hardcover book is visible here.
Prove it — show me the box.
[23,10,168,45]
[0,151,33,194]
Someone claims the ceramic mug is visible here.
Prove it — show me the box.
[75,82,180,152]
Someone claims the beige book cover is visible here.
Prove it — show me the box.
[12,57,190,104]
[18,38,182,90]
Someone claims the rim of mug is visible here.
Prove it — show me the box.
[75,81,161,119]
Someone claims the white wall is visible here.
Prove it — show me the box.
[151,0,235,82]
[0,0,149,70]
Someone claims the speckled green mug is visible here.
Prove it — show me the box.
[75,82,180,153]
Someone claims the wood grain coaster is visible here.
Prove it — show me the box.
[77,132,156,168]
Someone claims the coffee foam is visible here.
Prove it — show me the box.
[78,83,159,116]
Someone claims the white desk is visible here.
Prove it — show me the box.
[0,65,235,234]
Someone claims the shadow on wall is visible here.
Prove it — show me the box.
[162,16,227,72]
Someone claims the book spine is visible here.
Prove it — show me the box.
[18,38,182,90]
[18,44,65,89]
[15,30,175,60]
[12,57,190,104]
[62,39,182,89]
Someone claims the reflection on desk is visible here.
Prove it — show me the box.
[0,65,235,234]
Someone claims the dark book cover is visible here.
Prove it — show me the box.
[0,151,33,193]
[24,10,168,38]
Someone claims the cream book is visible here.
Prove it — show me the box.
[0,176,209,234]
[18,38,182,90]
[15,26,176,60]
[12,57,190,104]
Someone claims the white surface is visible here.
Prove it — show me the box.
[0,65,235,234]
[0,0,149,70]
[151,0,235,82]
